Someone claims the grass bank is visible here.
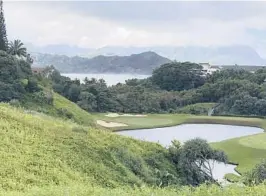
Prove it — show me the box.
[21,92,94,126]
[0,104,177,192]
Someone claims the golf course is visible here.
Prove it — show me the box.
[94,113,266,181]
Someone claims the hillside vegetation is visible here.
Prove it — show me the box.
[3,103,266,195]
[0,103,177,192]
[4,183,266,196]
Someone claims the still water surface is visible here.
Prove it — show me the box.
[118,124,263,146]
[118,124,263,182]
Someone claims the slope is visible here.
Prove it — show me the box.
[0,103,176,192]
[21,91,94,127]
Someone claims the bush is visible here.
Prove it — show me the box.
[0,82,21,102]
[57,108,74,119]
[243,159,266,185]
[113,147,152,183]
[26,78,41,93]
[31,91,53,105]
[9,99,20,107]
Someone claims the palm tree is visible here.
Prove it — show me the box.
[8,39,27,57]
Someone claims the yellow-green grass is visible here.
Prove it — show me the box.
[53,93,94,126]
[21,92,94,127]
[4,183,266,196]
[0,104,176,192]
[94,113,266,177]
[224,173,241,183]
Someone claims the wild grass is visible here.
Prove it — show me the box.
[0,103,176,192]
[21,92,94,126]
[3,183,266,196]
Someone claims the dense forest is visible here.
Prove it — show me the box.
[37,62,266,117]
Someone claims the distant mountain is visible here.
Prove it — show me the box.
[32,51,172,74]
[28,43,266,65]
[91,45,266,65]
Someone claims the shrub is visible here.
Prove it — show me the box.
[243,159,266,185]
[113,147,152,183]
[26,77,40,93]
[9,99,20,107]
[57,108,74,119]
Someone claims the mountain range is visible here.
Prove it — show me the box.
[28,44,266,65]
[32,51,171,74]
[29,44,266,74]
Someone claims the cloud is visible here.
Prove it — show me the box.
[3,1,266,56]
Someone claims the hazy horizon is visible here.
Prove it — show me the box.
[4,1,266,58]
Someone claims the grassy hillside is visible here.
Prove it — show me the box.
[53,93,94,126]
[21,91,94,126]
[2,102,266,194]
[0,104,176,193]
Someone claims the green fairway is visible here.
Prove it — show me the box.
[212,133,266,175]
[93,113,189,131]
[94,112,265,131]
[238,133,266,150]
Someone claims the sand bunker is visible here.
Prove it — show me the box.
[97,120,128,128]
[105,113,147,118]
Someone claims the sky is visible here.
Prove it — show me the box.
[3,1,266,56]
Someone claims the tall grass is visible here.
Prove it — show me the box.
[0,104,176,192]
[3,183,266,196]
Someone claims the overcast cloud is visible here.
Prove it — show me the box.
[4,1,266,56]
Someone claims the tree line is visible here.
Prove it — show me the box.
[42,62,266,117]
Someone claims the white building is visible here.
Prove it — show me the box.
[199,63,221,76]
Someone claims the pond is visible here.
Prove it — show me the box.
[118,124,264,182]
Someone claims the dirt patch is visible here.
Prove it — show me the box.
[96,120,128,128]
[105,113,147,118]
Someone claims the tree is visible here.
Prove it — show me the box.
[0,51,20,83]
[67,84,80,102]
[77,91,97,111]
[231,95,258,115]
[26,77,40,93]
[0,0,7,51]
[151,62,205,91]
[169,138,227,186]
[8,40,27,57]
